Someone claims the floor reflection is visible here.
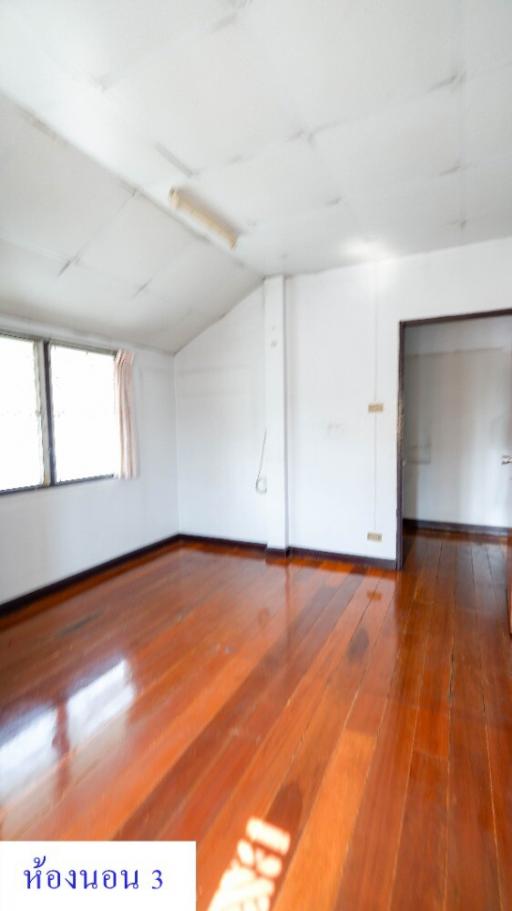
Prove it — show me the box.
[0,706,58,801]
[67,658,135,746]
[0,657,136,819]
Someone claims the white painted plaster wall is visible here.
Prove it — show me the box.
[175,288,267,544]
[263,276,289,550]
[286,264,377,556]
[288,237,512,559]
[175,237,512,561]
[0,314,178,604]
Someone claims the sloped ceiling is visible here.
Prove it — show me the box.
[0,0,511,351]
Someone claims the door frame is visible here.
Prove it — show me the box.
[396,307,512,569]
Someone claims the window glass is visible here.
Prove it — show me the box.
[50,345,119,482]
[0,336,45,491]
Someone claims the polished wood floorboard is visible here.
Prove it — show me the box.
[1,533,511,910]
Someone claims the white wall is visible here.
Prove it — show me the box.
[0,314,179,604]
[288,236,512,560]
[175,288,267,544]
[403,317,512,528]
[287,264,377,555]
[173,237,512,561]
[264,276,289,550]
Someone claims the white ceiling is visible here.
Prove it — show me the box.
[0,0,511,350]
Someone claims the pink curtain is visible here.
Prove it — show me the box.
[114,350,138,480]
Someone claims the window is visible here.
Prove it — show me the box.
[0,335,45,492]
[0,332,119,494]
[49,345,118,482]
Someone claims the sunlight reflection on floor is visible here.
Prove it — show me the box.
[208,817,291,911]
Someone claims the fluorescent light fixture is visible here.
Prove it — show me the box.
[343,239,395,262]
[169,188,238,249]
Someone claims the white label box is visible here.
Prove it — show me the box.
[0,841,196,910]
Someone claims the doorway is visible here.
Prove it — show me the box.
[397,310,512,572]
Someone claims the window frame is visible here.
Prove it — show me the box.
[0,328,119,497]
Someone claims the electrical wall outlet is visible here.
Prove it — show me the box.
[367,532,382,542]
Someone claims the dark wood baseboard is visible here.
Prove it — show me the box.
[404,518,511,540]
[0,534,181,618]
[265,547,289,559]
[1,532,397,619]
[289,545,397,570]
[0,533,267,619]
[180,533,266,554]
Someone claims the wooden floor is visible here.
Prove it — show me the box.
[1,532,511,910]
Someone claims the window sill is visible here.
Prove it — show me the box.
[0,475,116,497]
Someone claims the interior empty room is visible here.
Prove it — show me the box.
[0,2,511,910]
